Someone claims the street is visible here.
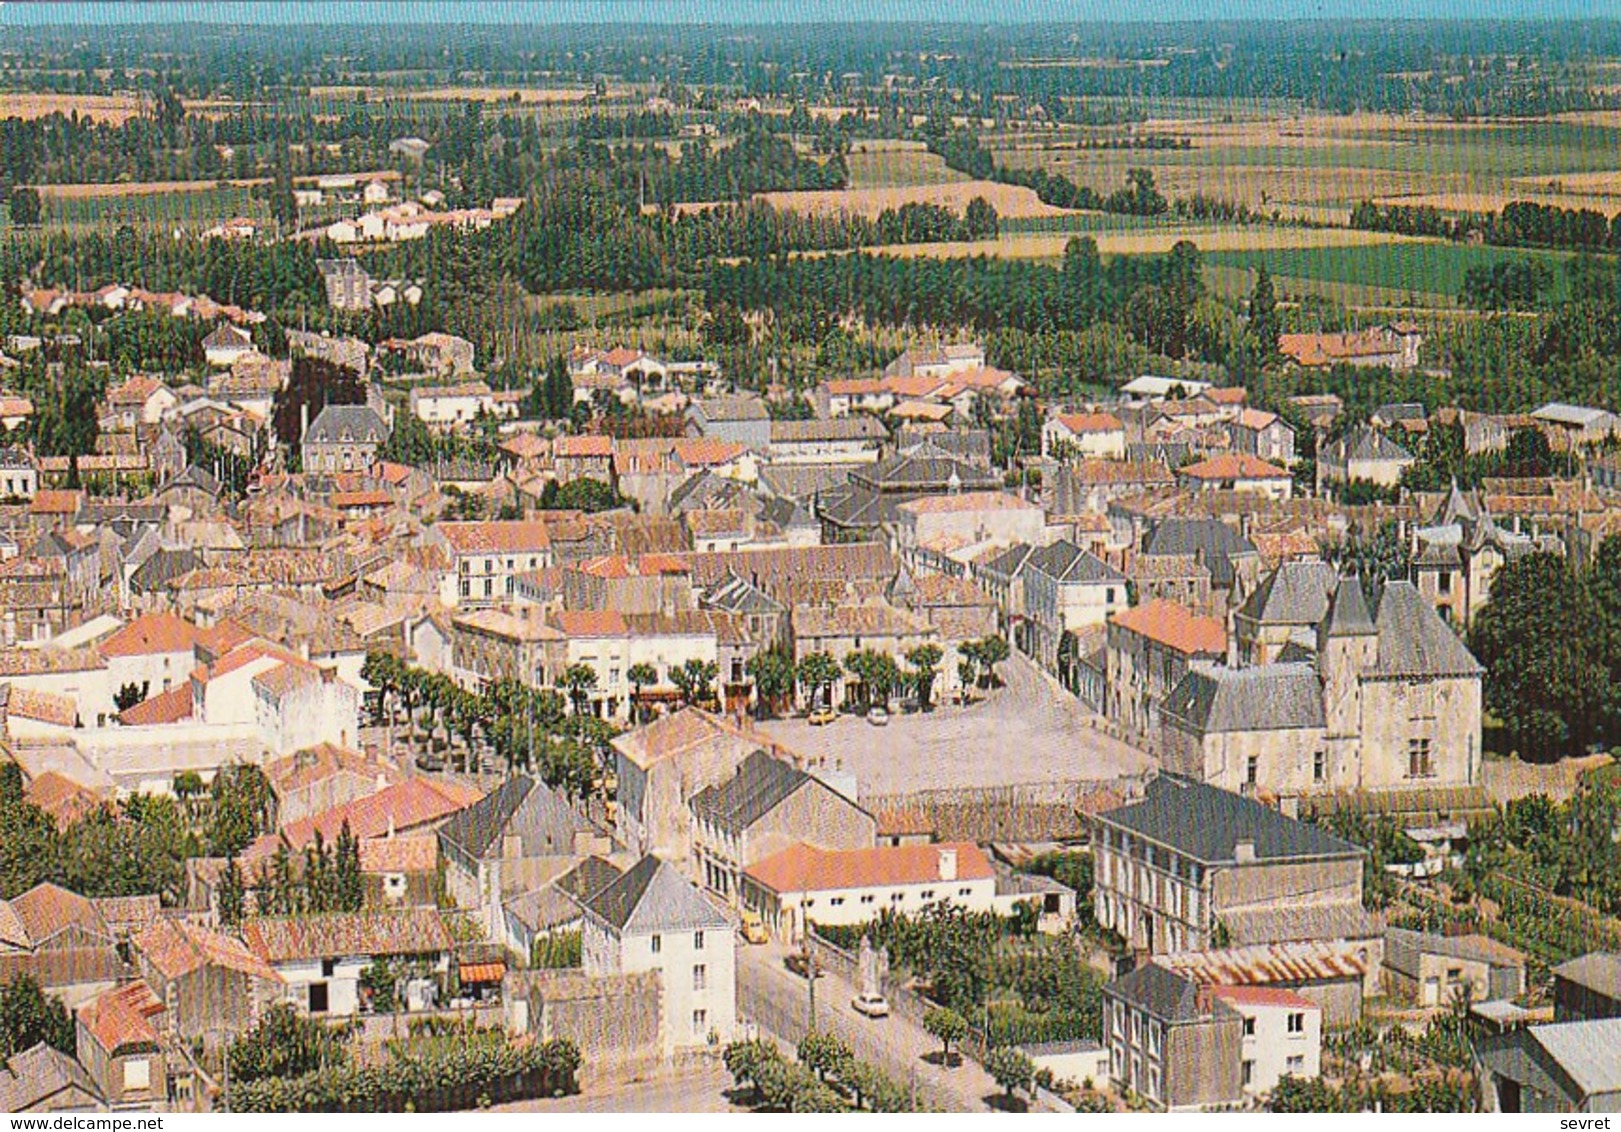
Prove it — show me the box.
[736,941,1012,1113]
[490,1063,742,1113]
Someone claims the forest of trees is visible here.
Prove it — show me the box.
[1352,198,1621,253]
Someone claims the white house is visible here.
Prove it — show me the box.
[740,841,997,940]
[242,910,453,1017]
[579,856,736,1053]
[202,324,257,368]
[435,521,555,607]
[1043,412,1127,460]
[1209,985,1322,1097]
[1176,454,1294,500]
[410,382,495,430]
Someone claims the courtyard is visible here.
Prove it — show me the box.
[756,653,1155,797]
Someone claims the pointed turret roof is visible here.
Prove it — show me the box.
[1323,575,1376,637]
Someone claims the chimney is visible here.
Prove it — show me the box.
[937,847,958,881]
[1233,838,1256,864]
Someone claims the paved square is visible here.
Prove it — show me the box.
[756,653,1156,797]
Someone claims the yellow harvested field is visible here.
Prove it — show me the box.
[860,225,1424,261]
[1508,170,1621,200]
[1379,189,1621,213]
[37,178,263,200]
[756,179,1068,219]
[402,86,603,103]
[1,93,147,123]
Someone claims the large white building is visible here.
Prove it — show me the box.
[579,856,736,1053]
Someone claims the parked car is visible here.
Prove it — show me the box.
[785,952,824,980]
[851,993,890,1018]
[808,707,838,726]
[866,706,889,727]
[740,911,769,945]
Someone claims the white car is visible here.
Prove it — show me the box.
[851,993,890,1018]
[866,706,889,727]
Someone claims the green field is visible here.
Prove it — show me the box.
[845,145,970,190]
[42,185,269,230]
[1203,241,1576,306]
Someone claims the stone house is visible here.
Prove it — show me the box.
[609,708,763,860]
[1476,1019,1621,1112]
[1042,411,1126,460]
[1317,426,1414,489]
[685,395,771,451]
[75,981,167,1109]
[132,916,282,1054]
[1106,600,1226,746]
[788,603,941,710]
[437,775,614,939]
[1227,409,1295,466]
[0,445,40,500]
[580,855,736,1054]
[1021,539,1128,676]
[0,1044,105,1112]
[689,750,877,907]
[1089,776,1368,957]
[1103,963,1244,1112]
[1383,927,1525,1006]
[300,405,389,475]
[242,909,453,1017]
[1231,559,1338,666]
[1553,952,1621,1022]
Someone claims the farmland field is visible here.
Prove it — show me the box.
[827,224,1427,263]
[845,143,970,190]
[1202,241,1576,306]
[756,178,1068,220]
[991,109,1621,223]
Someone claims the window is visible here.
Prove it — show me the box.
[1107,587,1118,604]
[1246,756,1259,785]
[321,959,336,978]
[1242,1060,1254,1087]
[1146,1066,1160,1100]
[692,1009,707,1036]
[692,964,707,991]
[1408,737,1434,778]
[920,889,935,900]
[1438,571,1452,595]
[124,1059,152,1091]
[1286,1055,1305,1074]
[860,894,875,905]
[1242,1017,1255,1037]
[804,899,815,908]
[1446,966,1463,984]
[830,897,844,906]
[651,934,662,954]
[694,931,705,950]
[958,887,971,897]
[1313,751,1326,782]
[891,892,904,902]
[1287,1012,1305,1034]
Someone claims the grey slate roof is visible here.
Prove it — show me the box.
[581,855,730,936]
[1322,575,1376,638]
[669,470,748,514]
[1329,425,1412,464]
[702,570,787,616]
[129,547,203,594]
[1025,539,1126,585]
[1142,518,1258,590]
[848,443,1001,493]
[1368,580,1482,678]
[1553,952,1621,999]
[1161,662,1326,735]
[1096,775,1363,865]
[438,775,596,861]
[976,541,1034,582]
[770,417,887,444]
[1525,1020,1621,1098]
[689,750,812,835]
[303,404,389,446]
[1238,560,1337,626]
[1107,962,1209,1022]
[1385,927,1524,980]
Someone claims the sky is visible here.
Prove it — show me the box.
[2,0,1616,24]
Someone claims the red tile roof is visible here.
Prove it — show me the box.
[9,883,108,946]
[1054,412,1124,435]
[1208,984,1319,1010]
[116,683,194,726]
[551,609,628,638]
[555,435,613,458]
[242,909,453,963]
[243,778,482,859]
[134,916,280,984]
[439,520,552,555]
[1207,386,1248,405]
[1110,599,1226,657]
[99,612,200,658]
[745,841,994,895]
[29,490,83,516]
[1179,454,1291,481]
[78,981,164,1055]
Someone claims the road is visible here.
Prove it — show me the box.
[490,1063,741,1113]
[737,942,1010,1113]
